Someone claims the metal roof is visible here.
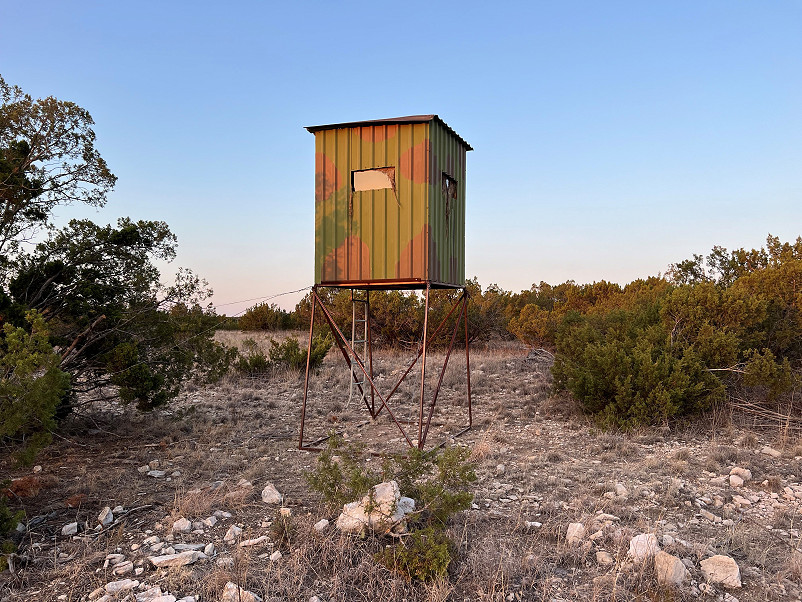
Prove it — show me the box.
[306,115,472,151]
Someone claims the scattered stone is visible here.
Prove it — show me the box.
[148,550,206,568]
[761,446,782,458]
[143,535,161,545]
[729,474,744,488]
[729,467,752,482]
[654,551,688,586]
[222,582,262,602]
[204,542,215,556]
[112,560,134,576]
[214,510,233,519]
[173,543,205,551]
[496,464,506,476]
[105,579,140,594]
[61,522,78,536]
[104,553,126,568]
[629,533,659,562]
[147,470,167,478]
[566,522,586,546]
[524,521,542,529]
[313,519,329,532]
[615,483,629,497]
[261,482,283,504]
[217,557,235,568]
[700,554,741,588]
[172,518,192,533]
[240,535,268,547]
[270,550,282,561]
[202,515,218,528]
[336,481,415,535]
[98,507,114,526]
[223,525,242,543]
[700,509,718,522]
[596,551,614,566]
[136,586,167,601]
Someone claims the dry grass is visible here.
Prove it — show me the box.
[4,336,802,601]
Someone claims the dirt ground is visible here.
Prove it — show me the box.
[2,332,802,601]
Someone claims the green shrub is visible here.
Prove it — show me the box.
[235,338,271,375]
[553,306,725,428]
[0,311,70,463]
[234,334,332,377]
[239,302,296,331]
[374,526,453,581]
[304,433,379,512]
[306,436,475,582]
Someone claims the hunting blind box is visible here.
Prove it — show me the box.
[306,115,472,289]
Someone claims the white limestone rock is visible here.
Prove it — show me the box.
[148,550,206,568]
[112,560,134,576]
[239,535,268,547]
[700,554,741,588]
[105,579,140,594]
[566,522,586,546]
[729,467,752,482]
[261,482,283,504]
[729,475,744,488]
[98,507,114,526]
[223,525,242,543]
[61,522,78,536]
[761,446,781,458]
[335,481,415,535]
[654,551,688,586]
[172,517,192,533]
[313,519,329,532]
[628,533,659,562]
[221,582,262,602]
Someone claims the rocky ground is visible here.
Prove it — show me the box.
[2,334,802,601]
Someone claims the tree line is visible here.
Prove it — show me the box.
[237,236,802,428]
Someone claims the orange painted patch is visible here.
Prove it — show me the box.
[399,139,430,184]
[395,226,428,280]
[315,152,341,202]
[322,235,371,282]
[357,124,397,143]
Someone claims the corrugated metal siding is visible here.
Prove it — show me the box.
[312,116,468,287]
[314,122,430,284]
[428,120,467,287]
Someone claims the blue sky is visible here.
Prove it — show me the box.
[1,1,800,313]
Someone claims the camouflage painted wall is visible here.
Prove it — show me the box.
[310,116,469,288]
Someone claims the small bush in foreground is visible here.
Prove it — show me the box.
[306,435,475,581]
[375,526,453,581]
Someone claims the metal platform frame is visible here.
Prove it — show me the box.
[298,283,473,451]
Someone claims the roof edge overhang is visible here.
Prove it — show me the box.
[305,114,472,151]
